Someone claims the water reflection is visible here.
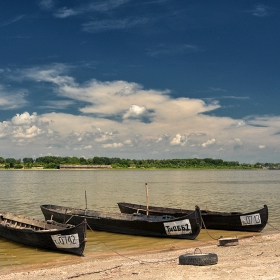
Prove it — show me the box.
[0,169,279,271]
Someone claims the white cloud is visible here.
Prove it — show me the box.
[88,0,131,12]
[39,0,54,10]
[0,85,28,109]
[13,125,42,139]
[95,133,115,143]
[83,145,92,149]
[102,143,123,148]
[12,112,38,126]
[235,138,243,146]
[233,138,244,151]
[250,5,269,17]
[170,134,188,146]
[202,138,216,148]
[0,112,54,148]
[2,66,280,162]
[147,44,200,57]
[43,100,75,109]
[51,0,130,19]
[124,139,132,145]
[236,121,245,127]
[15,64,74,86]
[0,121,12,138]
[54,7,80,18]
[123,105,147,119]
[0,15,25,27]
[82,18,149,33]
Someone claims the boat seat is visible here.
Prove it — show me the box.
[133,212,143,216]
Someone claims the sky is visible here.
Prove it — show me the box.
[0,0,280,163]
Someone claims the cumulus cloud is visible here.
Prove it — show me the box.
[14,125,43,139]
[1,65,280,161]
[202,138,216,148]
[95,133,115,143]
[0,121,13,138]
[12,112,39,125]
[0,112,58,151]
[170,134,188,146]
[235,138,243,146]
[123,105,147,119]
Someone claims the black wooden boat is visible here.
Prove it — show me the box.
[0,212,87,256]
[117,202,268,232]
[40,204,202,239]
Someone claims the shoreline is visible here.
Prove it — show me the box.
[1,231,280,279]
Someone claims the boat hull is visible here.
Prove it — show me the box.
[117,203,268,232]
[40,204,202,240]
[0,212,87,256]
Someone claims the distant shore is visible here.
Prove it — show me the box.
[0,167,273,171]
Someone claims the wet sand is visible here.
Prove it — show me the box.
[1,232,280,279]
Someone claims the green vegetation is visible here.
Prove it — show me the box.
[0,156,279,170]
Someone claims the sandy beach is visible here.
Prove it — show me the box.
[1,232,280,279]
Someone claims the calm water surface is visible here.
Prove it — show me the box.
[0,169,279,271]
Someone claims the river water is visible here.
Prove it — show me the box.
[0,169,279,271]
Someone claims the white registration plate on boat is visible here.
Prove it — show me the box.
[240,213,261,226]
[51,233,80,248]
[164,219,192,235]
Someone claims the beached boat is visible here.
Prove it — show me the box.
[40,204,202,239]
[0,211,87,256]
[117,202,268,232]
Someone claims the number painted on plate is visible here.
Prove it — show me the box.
[164,219,192,235]
[240,213,261,226]
[51,233,80,248]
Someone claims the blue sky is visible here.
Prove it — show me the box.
[0,0,279,163]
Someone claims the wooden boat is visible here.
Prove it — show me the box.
[0,212,87,256]
[117,202,268,232]
[40,204,202,239]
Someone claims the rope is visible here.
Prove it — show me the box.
[67,265,124,279]
[86,220,178,264]
[68,215,278,279]
[67,217,227,279]
[67,220,219,279]
[200,214,221,241]
[268,222,280,231]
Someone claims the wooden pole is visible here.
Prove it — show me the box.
[85,190,88,213]
[145,183,149,215]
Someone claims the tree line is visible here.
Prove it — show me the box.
[0,156,279,170]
